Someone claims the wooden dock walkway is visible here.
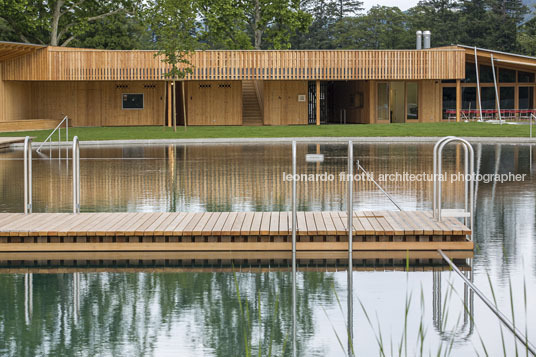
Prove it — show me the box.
[0,211,472,252]
[0,137,27,149]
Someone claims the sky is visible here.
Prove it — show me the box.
[361,0,419,11]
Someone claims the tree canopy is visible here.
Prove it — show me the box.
[1,0,536,54]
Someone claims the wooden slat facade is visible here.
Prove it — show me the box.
[0,211,473,252]
[1,46,466,81]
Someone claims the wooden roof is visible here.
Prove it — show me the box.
[1,42,466,81]
[0,41,46,62]
[442,45,536,73]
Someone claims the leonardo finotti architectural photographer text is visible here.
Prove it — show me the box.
[282,171,527,184]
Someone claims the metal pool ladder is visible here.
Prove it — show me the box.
[433,136,475,233]
[36,115,69,156]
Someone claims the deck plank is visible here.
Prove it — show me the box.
[329,212,345,235]
[260,212,271,235]
[313,212,327,235]
[212,212,230,236]
[279,212,289,235]
[269,212,279,236]
[230,212,246,235]
[296,212,308,235]
[304,212,317,235]
[321,212,337,235]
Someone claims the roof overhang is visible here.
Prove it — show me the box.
[0,41,46,62]
[455,45,536,72]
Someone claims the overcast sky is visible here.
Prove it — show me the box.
[361,0,419,11]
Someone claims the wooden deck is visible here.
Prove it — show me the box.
[0,211,472,252]
[0,136,26,148]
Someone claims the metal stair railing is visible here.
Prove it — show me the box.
[36,115,69,157]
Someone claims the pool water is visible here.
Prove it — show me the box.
[0,142,534,356]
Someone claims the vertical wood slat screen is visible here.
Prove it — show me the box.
[2,48,465,81]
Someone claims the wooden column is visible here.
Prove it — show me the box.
[456,79,461,122]
[316,80,320,125]
[167,81,172,127]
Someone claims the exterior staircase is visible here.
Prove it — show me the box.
[242,81,263,126]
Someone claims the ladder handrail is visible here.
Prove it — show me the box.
[72,136,80,213]
[433,137,475,233]
[23,136,32,214]
[36,115,69,153]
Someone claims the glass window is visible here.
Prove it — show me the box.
[122,94,144,109]
[481,87,496,110]
[462,87,476,110]
[377,83,389,121]
[441,79,456,84]
[500,87,514,109]
[479,65,495,83]
[518,71,535,83]
[442,87,456,119]
[406,83,418,120]
[519,87,534,109]
[464,64,477,83]
[498,68,516,83]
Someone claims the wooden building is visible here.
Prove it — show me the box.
[0,41,535,131]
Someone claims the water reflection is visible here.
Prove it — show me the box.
[0,142,534,356]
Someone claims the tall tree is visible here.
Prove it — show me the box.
[458,0,490,48]
[71,13,154,50]
[197,0,252,49]
[146,0,197,131]
[407,0,460,47]
[335,0,363,19]
[0,0,138,46]
[486,0,527,52]
[518,6,536,55]
[335,6,413,49]
[291,0,339,49]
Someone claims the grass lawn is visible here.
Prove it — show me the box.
[0,122,534,141]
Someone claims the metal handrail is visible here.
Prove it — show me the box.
[72,136,80,213]
[438,250,536,356]
[356,162,403,211]
[433,137,475,232]
[23,136,32,214]
[36,115,69,154]
[531,113,534,139]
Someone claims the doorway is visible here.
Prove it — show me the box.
[378,82,414,123]
[390,82,405,123]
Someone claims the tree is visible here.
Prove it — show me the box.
[517,5,536,55]
[197,0,252,49]
[71,13,154,50]
[0,0,138,46]
[146,0,197,131]
[291,0,339,49]
[407,0,460,47]
[334,6,413,49]
[458,0,490,48]
[486,0,527,52]
[335,0,363,19]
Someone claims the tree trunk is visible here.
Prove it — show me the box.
[173,80,177,132]
[254,0,262,49]
[50,0,65,46]
[182,80,187,131]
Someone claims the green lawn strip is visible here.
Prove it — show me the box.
[0,122,532,141]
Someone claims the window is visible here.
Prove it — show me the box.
[377,83,389,121]
[479,65,495,83]
[499,68,516,83]
[462,87,476,110]
[464,64,477,83]
[518,71,535,83]
[500,87,514,109]
[406,83,418,119]
[122,94,144,109]
[481,87,496,110]
[519,87,534,109]
[442,87,456,119]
